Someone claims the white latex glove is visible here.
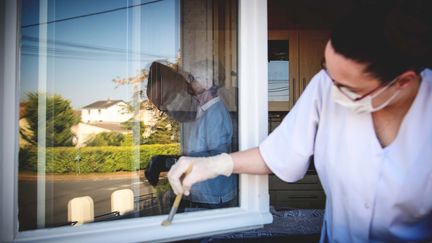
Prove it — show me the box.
[167,153,234,196]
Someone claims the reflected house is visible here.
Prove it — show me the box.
[72,122,130,147]
[72,99,161,146]
[81,99,131,123]
[72,99,132,146]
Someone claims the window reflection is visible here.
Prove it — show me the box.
[19,0,238,231]
[268,40,289,102]
[147,60,237,210]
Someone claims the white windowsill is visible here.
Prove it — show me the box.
[16,207,272,242]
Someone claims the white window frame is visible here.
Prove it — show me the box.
[0,0,271,242]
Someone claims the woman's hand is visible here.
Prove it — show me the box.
[167,153,234,195]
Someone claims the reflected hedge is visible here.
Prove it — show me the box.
[19,144,180,173]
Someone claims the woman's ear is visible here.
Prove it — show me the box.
[396,70,419,89]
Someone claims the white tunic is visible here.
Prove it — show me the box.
[259,69,432,242]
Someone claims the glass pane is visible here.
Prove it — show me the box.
[19,0,238,231]
[268,40,289,133]
[268,40,289,102]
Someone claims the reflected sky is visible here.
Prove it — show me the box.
[268,60,289,101]
[20,0,180,108]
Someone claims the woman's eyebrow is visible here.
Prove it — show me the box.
[321,59,361,92]
[335,81,360,92]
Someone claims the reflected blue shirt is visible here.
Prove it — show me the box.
[181,97,237,204]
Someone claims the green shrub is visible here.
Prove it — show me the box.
[19,144,180,173]
[85,132,126,147]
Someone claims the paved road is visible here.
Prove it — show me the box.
[18,173,170,231]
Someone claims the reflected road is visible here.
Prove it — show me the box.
[18,172,167,231]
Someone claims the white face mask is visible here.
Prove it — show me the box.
[331,82,400,113]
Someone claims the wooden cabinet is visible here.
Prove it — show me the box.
[268,30,329,209]
[268,30,329,111]
[269,173,326,209]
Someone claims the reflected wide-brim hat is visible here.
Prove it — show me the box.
[147,62,198,122]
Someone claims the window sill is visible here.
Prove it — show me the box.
[16,207,273,242]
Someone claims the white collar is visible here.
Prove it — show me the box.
[200,96,221,111]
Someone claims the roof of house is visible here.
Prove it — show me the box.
[82,100,125,109]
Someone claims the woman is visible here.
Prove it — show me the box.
[168,3,432,242]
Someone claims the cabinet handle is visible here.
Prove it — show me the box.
[303,78,306,90]
[293,78,297,103]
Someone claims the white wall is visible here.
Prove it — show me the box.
[71,123,112,147]
[104,104,132,122]
[81,102,132,123]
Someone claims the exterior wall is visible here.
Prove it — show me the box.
[81,102,132,123]
[72,123,112,147]
[103,104,131,122]
[81,109,92,122]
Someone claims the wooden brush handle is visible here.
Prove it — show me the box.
[172,193,183,209]
[172,163,193,208]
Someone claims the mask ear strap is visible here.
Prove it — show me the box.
[371,76,401,99]
[371,89,401,112]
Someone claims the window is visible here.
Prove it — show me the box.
[268,39,289,132]
[1,0,271,242]
[268,40,289,111]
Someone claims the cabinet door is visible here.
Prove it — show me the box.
[268,30,328,110]
[298,30,330,93]
[268,31,298,111]
[268,31,328,210]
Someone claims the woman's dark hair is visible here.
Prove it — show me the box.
[330,1,431,84]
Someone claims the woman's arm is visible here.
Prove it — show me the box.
[167,147,271,195]
[231,147,272,175]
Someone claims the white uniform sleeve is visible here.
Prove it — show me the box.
[259,71,326,182]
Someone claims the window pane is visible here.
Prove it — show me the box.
[19,0,238,231]
[268,40,289,132]
[268,40,289,102]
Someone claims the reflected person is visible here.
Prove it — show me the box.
[179,70,237,210]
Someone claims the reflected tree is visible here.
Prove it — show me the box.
[21,92,80,147]
[112,59,181,146]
